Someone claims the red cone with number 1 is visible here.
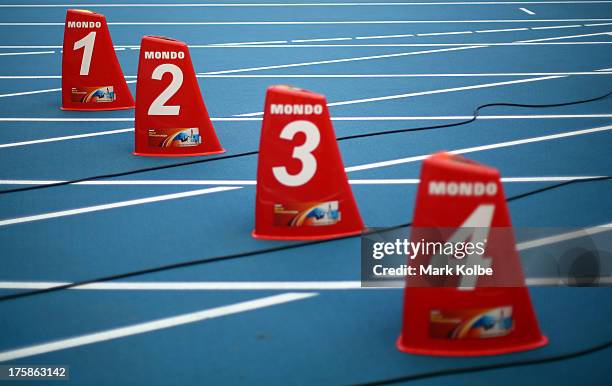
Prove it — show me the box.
[61,9,134,111]
[253,86,364,240]
[134,36,224,157]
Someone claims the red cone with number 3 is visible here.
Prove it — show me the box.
[253,86,364,240]
[61,9,134,111]
[397,153,547,356]
[134,36,224,157]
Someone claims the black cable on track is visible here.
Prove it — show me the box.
[0,90,610,195]
[0,176,609,303]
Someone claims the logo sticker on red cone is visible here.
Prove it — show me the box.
[134,36,224,157]
[397,153,548,356]
[61,9,134,111]
[253,85,364,240]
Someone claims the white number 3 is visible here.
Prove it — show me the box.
[273,120,320,187]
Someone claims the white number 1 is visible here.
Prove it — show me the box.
[273,120,320,187]
[73,31,96,76]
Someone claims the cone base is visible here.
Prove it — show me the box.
[133,149,226,158]
[251,228,363,241]
[396,334,548,357]
[61,105,135,111]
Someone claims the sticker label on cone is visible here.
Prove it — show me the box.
[71,86,116,103]
[397,153,547,356]
[253,85,363,240]
[61,9,133,110]
[134,36,224,157]
[430,306,514,339]
[147,127,201,148]
[273,201,340,227]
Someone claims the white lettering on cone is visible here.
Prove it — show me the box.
[428,181,498,197]
[270,104,323,115]
[143,51,185,60]
[67,21,102,29]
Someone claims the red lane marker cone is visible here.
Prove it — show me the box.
[397,153,547,356]
[253,85,364,240]
[134,36,224,157]
[61,9,134,111]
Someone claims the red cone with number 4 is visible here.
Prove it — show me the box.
[134,36,224,157]
[397,153,547,356]
[61,9,134,111]
[253,85,364,240]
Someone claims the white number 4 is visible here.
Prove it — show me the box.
[273,120,320,187]
[429,204,494,290]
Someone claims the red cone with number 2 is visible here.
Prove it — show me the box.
[134,36,224,157]
[397,153,547,356]
[61,9,134,111]
[253,86,364,240]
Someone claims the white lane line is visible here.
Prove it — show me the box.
[476,27,529,33]
[1,113,611,123]
[0,281,361,290]
[2,72,612,79]
[3,115,612,147]
[417,31,472,36]
[0,187,241,227]
[3,19,612,26]
[1,223,610,291]
[291,37,352,43]
[520,7,536,15]
[344,124,612,172]
[526,277,612,285]
[3,113,612,123]
[1,277,611,290]
[211,40,288,46]
[531,24,582,29]
[235,75,564,116]
[516,223,612,251]
[0,117,135,122]
[518,31,612,42]
[1,22,611,50]
[2,2,612,7]
[199,45,483,75]
[585,22,612,26]
[0,50,55,56]
[0,32,606,101]
[113,42,612,48]
[0,180,257,186]
[327,114,612,119]
[2,276,611,291]
[0,128,134,148]
[0,177,601,187]
[355,34,414,39]
[325,76,562,107]
[0,87,61,98]
[0,292,317,362]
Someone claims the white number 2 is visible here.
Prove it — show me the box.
[148,63,183,116]
[273,120,320,187]
[73,31,96,76]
